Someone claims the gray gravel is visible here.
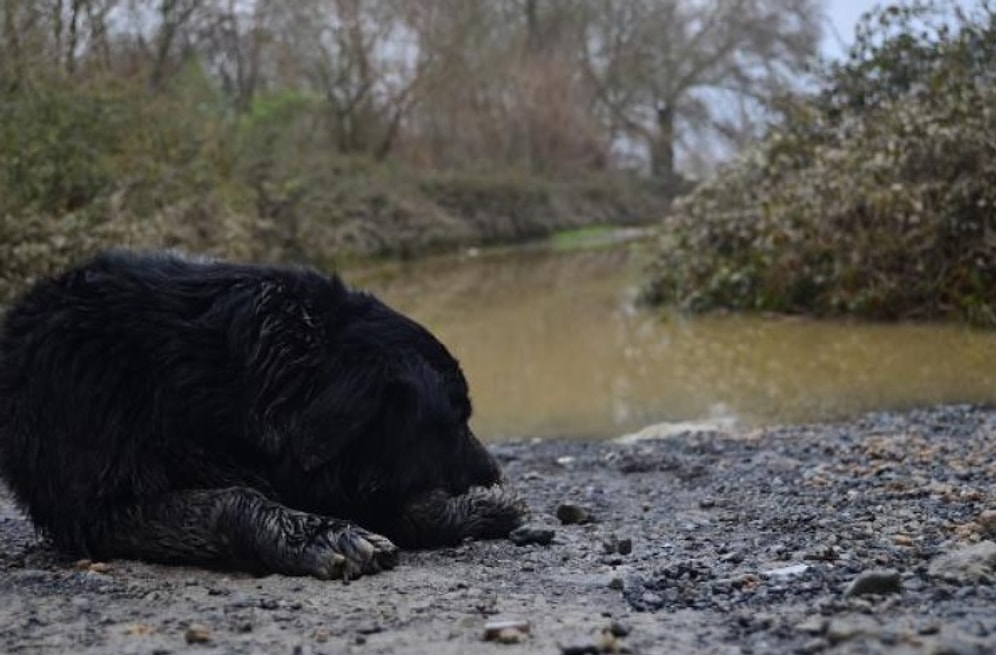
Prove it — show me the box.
[2,404,996,654]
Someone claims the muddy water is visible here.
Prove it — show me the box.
[349,245,996,441]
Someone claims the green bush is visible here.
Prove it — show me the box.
[0,71,266,305]
[642,2,996,326]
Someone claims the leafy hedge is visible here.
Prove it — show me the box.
[642,2,996,325]
[0,70,673,305]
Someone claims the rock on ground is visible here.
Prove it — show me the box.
[2,404,996,654]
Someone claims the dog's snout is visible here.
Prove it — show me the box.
[450,432,502,494]
[471,435,502,483]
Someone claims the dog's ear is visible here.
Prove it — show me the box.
[296,376,417,472]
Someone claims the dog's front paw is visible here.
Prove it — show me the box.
[299,522,399,581]
[459,484,529,540]
[395,485,529,547]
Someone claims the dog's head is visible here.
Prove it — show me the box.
[280,290,504,521]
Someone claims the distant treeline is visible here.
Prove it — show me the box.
[642,1,996,327]
[0,0,821,302]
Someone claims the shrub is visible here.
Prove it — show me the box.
[642,2,996,326]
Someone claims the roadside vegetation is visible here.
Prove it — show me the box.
[642,2,996,326]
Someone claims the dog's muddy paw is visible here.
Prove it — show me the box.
[303,524,399,581]
[461,485,529,539]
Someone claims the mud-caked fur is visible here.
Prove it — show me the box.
[0,250,525,579]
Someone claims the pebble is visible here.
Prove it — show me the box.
[978,510,996,536]
[509,524,556,546]
[607,620,630,637]
[794,616,828,635]
[825,616,880,644]
[557,503,592,525]
[843,569,902,598]
[559,641,599,655]
[762,564,810,579]
[801,637,830,653]
[928,541,996,584]
[483,619,530,644]
[602,534,633,555]
[184,624,212,644]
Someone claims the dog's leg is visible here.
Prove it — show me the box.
[89,487,398,579]
[392,485,527,548]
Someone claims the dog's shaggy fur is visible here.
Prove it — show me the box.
[0,250,524,579]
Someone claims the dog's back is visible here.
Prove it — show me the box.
[0,251,333,549]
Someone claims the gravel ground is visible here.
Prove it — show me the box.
[2,404,996,655]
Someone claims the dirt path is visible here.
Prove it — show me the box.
[3,405,996,654]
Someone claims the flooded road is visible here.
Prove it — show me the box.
[349,244,996,441]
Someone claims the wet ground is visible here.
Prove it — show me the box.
[2,404,996,654]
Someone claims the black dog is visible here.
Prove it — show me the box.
[0,250,524,579]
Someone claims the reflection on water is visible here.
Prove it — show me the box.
[348,246,996,441]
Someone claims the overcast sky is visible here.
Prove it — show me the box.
[823,0,880,58]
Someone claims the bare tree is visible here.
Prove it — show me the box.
[400,0,605,173]
[582,0,822,180]
[150,0,204,87]
[196,0,275,112]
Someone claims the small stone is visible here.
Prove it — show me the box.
[843,569,902,598]
[71,596,93,612]
[928,541,996,584]
[795,616,828,635]
[607,620,630,637]
[556,503,592,525]
[184,624,212,644]
[123,623,155,636]
[356,622,383,635]
[978,510,996,535]
[801,637,829,653]
[558,640,599,655]
[720,551,744,564]
[595,629,623,652]
[762,564,810,579]
[484,620,530,643]
[601,534,633,556]
[925,636,991,655]
[826,617,880,644]
[509,524,556,546]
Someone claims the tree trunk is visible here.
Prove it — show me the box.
[2,0,23,88]
[66,0,80,75]
[651,103,676,182]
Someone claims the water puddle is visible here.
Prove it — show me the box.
[348,244,996,440]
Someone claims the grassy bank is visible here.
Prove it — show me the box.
[0,44,680,305]
[0,76,673,304]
